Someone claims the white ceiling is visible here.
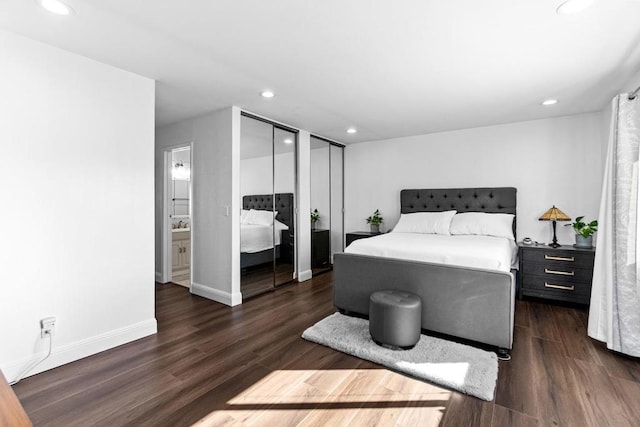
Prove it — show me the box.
[1,0,640,143]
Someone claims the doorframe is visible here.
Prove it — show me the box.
[161,142,194,286]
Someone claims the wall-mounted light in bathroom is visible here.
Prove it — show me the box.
[172,160,190,181]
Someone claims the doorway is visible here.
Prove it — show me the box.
[163,145,192,288]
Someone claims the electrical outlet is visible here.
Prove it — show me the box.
[41,317,56,338]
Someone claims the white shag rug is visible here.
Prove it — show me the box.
[302,312,498,401]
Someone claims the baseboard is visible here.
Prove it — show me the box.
[192,282,242,306]
[298,269,313,282]
[3,318,157,383]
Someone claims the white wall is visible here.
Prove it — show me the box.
[0,30,156,381]
[240,152,295,197]
[156,107,242,306]
[310,146,331,230]
[345,113,605,245]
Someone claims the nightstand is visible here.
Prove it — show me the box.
[312,229,330,268]
[346,231,382,247]
[518,243,595,305]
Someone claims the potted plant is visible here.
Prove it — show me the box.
[311,209,320,230]
[567,216,598,248]
[366,209,384,233]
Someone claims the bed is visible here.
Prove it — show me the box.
[333,187,517,357]
[241,193,294,269]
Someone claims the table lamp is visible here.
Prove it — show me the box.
[539,205,571,248]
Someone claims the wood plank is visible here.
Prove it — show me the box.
[494,325,538,417]
[528,301,561,341]
[529,337,590,426]
[551,305,601,364]
[440,392,493,427]
[492,404,538,427]
[514,300,530,328]
[567,358,635,427]
[0,370,32,427]
[593,340,640,383]
[610,376,640,421]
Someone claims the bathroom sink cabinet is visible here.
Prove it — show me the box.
[172,231,191,274]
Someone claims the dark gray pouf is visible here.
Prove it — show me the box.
[369,290,422,349]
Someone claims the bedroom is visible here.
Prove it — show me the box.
[1,0,640,425]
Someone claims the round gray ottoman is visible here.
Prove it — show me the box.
[369,290,422,349]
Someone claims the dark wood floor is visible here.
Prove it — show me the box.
[241,262,295,299]
[12,273,640,426]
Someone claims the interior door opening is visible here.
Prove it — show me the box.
[166,145,192,288]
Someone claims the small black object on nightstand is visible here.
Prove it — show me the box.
[518,243,595,305]
[346,231,382,247]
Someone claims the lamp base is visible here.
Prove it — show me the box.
[549,220,560,248]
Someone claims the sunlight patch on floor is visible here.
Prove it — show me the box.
[194,367,452,426]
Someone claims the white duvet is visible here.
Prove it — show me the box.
[345,232,517,272]
[241,221,288,253]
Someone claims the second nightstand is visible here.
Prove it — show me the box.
[346,231,382,247]
[312,229,330,268]
[518,243,595,305]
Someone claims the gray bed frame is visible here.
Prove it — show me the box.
[333,187,517,355]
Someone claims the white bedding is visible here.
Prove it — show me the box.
[345,233,517,272]
[241,221,288,253]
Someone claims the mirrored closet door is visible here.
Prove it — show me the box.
[240,113,297,299]
[310,136,344,276]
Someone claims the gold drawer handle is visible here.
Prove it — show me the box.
[545,255,575,262]
[545,282,575,291]
[545,268,575,276]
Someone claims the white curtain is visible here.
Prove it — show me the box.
[589,94,640,356]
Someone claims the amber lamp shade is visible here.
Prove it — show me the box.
[539,205,571,248]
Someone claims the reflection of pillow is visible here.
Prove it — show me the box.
[450,212,515,240]
[392,211,456,235]
[240,209,250,224]
[247,209,278,226]
[274,219,289,232]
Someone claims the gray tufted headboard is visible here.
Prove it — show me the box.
[243,193,295,233]
[400,187,517,237]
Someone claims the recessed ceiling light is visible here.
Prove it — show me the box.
[37,0,74,15]
[283,138,293,144]
[347,127,357,134]
[556,0,594,15]
[542,99,558,106]
[260,90,275,98]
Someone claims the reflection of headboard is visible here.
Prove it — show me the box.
[242,193,295,233]
[400,187,517,237]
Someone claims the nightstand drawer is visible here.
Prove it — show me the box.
[521,248,594,268]
[522,275,591,294]
[521,262,593,283]
[521,276,591,304]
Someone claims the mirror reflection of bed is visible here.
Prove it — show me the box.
[240,194,295,297]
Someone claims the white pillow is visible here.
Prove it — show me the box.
[274,219,289,232]
[392,210,457,235]
[247,209,278,226]
[240,209,250,225]
[450,212,515,240]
